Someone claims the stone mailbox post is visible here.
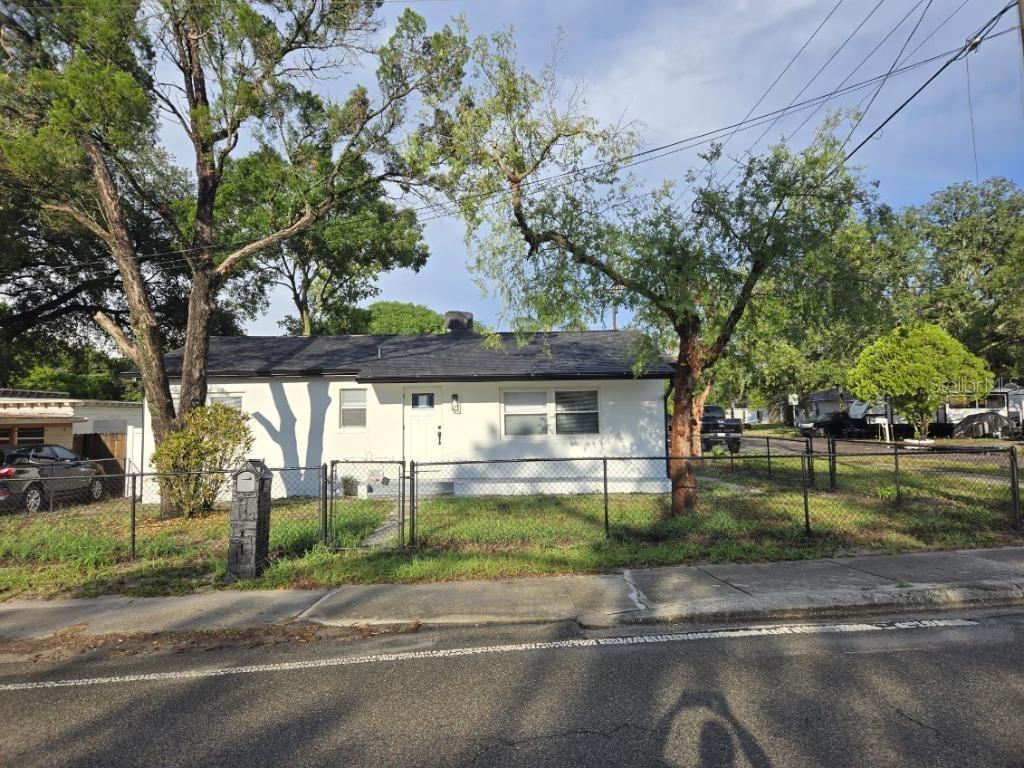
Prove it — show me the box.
[227,459,272,580]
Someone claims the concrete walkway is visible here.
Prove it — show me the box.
[4,548,1024,640]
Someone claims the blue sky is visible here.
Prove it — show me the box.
[241,0,1024,334]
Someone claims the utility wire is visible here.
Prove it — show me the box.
[671,0,843,204]
[720,0,890,186]
[23,29,1018,277]
[787,0,974,143]
[899,0,974,62]
[843,0,935,148]
[842,1,1017,165]
[965,52,981,182]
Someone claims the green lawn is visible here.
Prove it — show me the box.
[0,495,390,599]
[0,457,1019,600]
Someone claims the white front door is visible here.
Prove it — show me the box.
[404,387,443,462]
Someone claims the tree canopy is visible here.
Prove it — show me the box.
[432,32,863,515]
[0,2,469,451]
[847,323,993,437]
[907,178,1024,380]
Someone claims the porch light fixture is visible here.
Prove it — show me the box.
[451,393,461,414]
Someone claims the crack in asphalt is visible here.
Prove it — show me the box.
[889,704,941,735]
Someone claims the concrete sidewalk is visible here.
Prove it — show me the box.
[3,548,1024,640]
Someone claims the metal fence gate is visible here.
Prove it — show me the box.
[328,460,406,549]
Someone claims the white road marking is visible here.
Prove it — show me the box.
[0,618,977,692]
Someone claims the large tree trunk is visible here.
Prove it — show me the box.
[176,267,217,417]
[80,139,176,446]
[667,333,706,517]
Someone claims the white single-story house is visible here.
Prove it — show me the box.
[129,314,674,494]
[0,389,142,471]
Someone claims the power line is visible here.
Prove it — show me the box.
[721,0,891,186]
[24,28,1017,277]
[965,52,981,182]
[843,0,936,148]
[787,0,974,143]
[900,0,974,62]
[842,1,1017,165]
[672,0,844,204]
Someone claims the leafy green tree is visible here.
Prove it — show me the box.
[904,178,1024,379]
[0,3,468,452]
[710,205,922,412]
[847,324,993,438]
[217,148,429,338]
[15,358,140,401]
[351,301,447,335]
[432,34,861,515]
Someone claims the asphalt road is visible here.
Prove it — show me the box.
[2,610,1024,767]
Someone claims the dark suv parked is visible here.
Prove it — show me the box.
[0,445,106,512]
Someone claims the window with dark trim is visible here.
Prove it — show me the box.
[16,427,44,446]
[411,393,435,409]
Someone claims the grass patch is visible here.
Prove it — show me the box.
[0,458,1020,599]
[0,495,391,600]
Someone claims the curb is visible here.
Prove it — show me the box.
[575,582,1024,629]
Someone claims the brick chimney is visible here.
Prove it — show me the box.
[444,311,474,334]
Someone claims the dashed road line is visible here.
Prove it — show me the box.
[0,618,977,692]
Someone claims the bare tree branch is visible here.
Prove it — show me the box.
[94,310,138,361]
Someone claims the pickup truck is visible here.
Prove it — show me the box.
[701,405,743,453]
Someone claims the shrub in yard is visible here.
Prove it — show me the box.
[847,324,993,438]
[342,476,358,496]
[152,404,254,517]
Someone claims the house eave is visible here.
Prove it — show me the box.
[354,372,674,383]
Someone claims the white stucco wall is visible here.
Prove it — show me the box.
[138,376,669,473]
[71,402,143,435]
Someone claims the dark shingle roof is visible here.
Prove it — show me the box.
[152,331,673,382]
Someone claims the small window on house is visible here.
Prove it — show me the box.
[16,427,44,446]
[504,391,548,436]
[340,390,367,429]
[411,393,435,409]
[209,394,242,410]
[555,390,599,434]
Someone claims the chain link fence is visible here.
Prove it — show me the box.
[329,461,405,548]
[1,446,1020,585]
[409,447,1023,550]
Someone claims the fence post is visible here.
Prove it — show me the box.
[766,437,772,479]
[893,441,902,506]
[602,457,610,539]
[1010,446,1021,530]
[319,463,328,544]
[805,436,816,489]
[409,460,417,546]
[329,461,337,544]
[828,436,837,492]
[129,473,137,561]
[801,454,811,536]
[399,463,406,548]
